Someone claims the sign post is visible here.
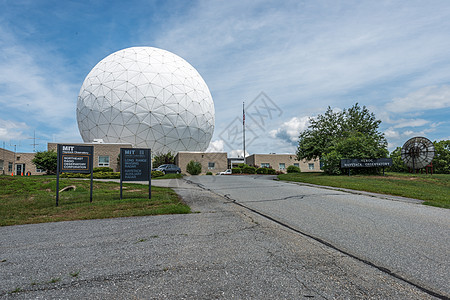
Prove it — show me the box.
[120,148,151,199]
[56,144,94,206]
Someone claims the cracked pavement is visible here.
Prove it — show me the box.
[0,178,439,299]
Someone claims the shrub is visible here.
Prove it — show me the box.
[151,170,165,178]
[287,165,301,173]
[95,172,120,179]
[238,163,249,168]
[275,170,284,175]
[60,172,120,179]
[256,167,268,174]
[186,160,202,175]
[93,167,113,173]
[232,167,241,174]
[206,172,213,175]
[266,168,276,175]
[242,166,256,174]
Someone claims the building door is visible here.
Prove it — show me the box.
[15,164,25,175]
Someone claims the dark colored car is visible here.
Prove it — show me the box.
[152,164,181,174]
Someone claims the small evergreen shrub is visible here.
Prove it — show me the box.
[238,163,249,168]
[151,170,165,178]
[206,172,213,175]
[266,168,276,175]
[242,166,256,174]
[232,167,241,174]
[287,165,301,173]
[186,160,202,175]
[256,167,268,174]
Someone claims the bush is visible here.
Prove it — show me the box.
[287,165,301,173]
[95,172,120,179]
[93,167,113,173]
[232,167,241,174]
[266,168,276,175]
[256,167,268,174]
[60,172,120,179]
[206,172,213,175]
[186,160,202,175]
[151,170,165,178]
[242,166,256,174]
[238,163,249,168]
[275,170,284,175]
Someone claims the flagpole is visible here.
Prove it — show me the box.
[243,101,246,164]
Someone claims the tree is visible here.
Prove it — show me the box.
[388,147,408,173]
[153,152,175,168]
[32,150,57,174]
[297,103,388,175]
[433,140,450,174]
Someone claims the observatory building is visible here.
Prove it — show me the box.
[76,47,215,154]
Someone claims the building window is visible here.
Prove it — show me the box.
[208,162,215,169]
[98,156,110,167]
[261,163,270,168]
[279,163,285,170]
[308,163,315,170]
[0,160,3,171]
[8,162,13,172]
[294,163,299,167]
[16,156,20,161]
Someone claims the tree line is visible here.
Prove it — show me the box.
[296,103,450,175]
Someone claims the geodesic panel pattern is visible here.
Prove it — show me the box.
[77,47,215,153]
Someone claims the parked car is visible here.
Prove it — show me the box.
[217,169,232,175]
[152,164,181,174]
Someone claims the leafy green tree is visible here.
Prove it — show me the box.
[186,160,202,175]
[32,150,57,174]
[388,147,408,173]
[322,132,388,174]
[153,152,175,168]
[297,103,388,175]
[433,140,450,174]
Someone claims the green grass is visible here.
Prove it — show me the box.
[278,172,450,208]
[0,175,190,226]
[153,173,183,180]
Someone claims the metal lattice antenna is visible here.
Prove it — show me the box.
[401,137,435,171]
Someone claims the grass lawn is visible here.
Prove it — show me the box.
[0,175,190,226]
[154,173,183,179]
[278,172,450,208]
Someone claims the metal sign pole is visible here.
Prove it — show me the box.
[120,148,123,200]
[56,144,61,207]
[149,150,151,200]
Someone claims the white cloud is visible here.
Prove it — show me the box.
[0,119,29,141]
[392,119,429,129]
[384,129,400,139]
[386,85,450,113]
[206,139,225,152]
[229,149,249,158]
[270,117,309,145]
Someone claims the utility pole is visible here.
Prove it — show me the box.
[243,101,246,164]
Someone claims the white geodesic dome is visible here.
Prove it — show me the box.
[76,47,215,153]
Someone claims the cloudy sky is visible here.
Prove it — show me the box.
[1,0,449,156]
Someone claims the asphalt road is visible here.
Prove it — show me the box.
[187,175,450,298]
[0,178,438,299]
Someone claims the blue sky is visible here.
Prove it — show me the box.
[1,0,450,156]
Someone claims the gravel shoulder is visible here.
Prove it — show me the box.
[0,179,436,299]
